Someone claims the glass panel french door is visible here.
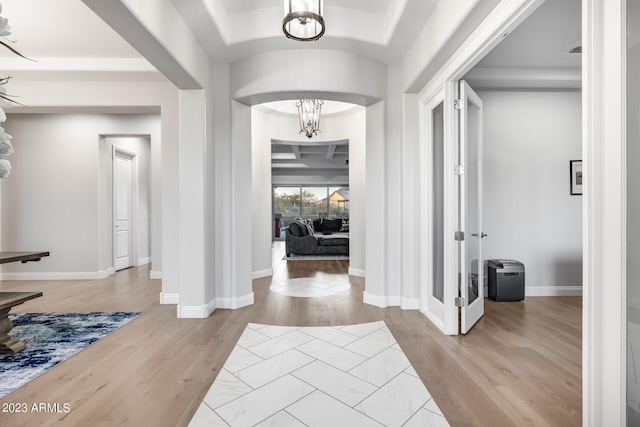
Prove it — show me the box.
[421,89,453,333]
[459,80,485,334]
[628,0,640,423]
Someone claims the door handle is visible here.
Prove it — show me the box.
[471,232,487,238]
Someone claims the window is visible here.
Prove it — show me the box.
[274,185,349,233]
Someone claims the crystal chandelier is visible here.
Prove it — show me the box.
[296,99,323,139]
[282,0,325,42]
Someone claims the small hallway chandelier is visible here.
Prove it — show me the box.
[297,99,323,139]
[282,0,325,42]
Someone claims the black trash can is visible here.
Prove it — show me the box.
[487,259,525,301]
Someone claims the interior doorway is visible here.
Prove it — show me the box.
[100,136,152,275]
[420,0,582,335]
[250,100,366,279]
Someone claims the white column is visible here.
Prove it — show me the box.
[583,0,626,424]
[176,89,210,317]
[363,101,388,306]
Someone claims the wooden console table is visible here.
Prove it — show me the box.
[0,292,43,353]
[0,251,50,264]
[0,251,49,353]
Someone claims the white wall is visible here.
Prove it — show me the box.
[479,90,582,294]
[231,50,387,106]
[1,113,159,279]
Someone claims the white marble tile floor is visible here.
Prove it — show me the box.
[189,321,450,427]
[269,277,351,297]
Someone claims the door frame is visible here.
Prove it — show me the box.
[418,0,546,335]
[112,145,140,273]
[417,0,625,422]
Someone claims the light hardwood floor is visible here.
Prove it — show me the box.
[0,243,581,426]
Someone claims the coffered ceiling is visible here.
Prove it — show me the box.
[272,139,349,173]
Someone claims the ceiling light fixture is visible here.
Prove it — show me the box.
[283,0,325,42]
[296,99,323,138]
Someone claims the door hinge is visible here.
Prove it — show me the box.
[454,231,464,241]
[454,99,464,110]
[455,297,465,307]
[455,165,464,175]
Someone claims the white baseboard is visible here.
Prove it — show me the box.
[363,292,419,310]
[97,267,115,279]
[525,286,583,296]
[0,271,107,280]
[363,292,400,308]
[401,297,420,310]
[161,292,255,310]
[348,267,365,277]
[177,299,216,318]
[252,268,273,279]
[150,270,162,280]
[160,292,179,304]
[419,307,446,332]
[216,292,255,309]
[136,257,151,266]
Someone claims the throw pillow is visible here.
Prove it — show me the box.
[323,218,341,232]
[288,222,303,237]
[294,217,315,236]
[340,218,349,232]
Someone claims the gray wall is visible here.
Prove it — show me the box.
[480,90,582,293]
[1,113,159,278]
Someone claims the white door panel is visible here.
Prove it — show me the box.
[114,153,133,271]
[459,80,485,334]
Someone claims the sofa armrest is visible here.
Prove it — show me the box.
[285,233,318,256]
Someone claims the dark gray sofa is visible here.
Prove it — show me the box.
[285,218,349,257]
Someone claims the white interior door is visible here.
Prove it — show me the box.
[114,152,133,271]
[459,80,485,334]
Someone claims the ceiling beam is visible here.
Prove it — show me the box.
[292,145,301,160]
[327,144,336,160]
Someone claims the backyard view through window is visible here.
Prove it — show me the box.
[274,185,349,238]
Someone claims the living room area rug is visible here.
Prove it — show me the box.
[0,312,142,399]
[189,321,450,426]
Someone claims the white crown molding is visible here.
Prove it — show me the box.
[463,66,582,90]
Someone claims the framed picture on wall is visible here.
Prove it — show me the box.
[570,160,583,195]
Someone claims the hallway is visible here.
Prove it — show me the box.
[0,254,581,426]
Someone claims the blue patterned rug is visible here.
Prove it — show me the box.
[0,312,142,399]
